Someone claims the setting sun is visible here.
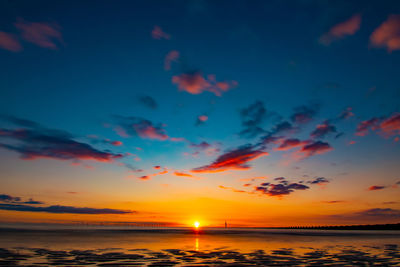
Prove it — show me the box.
[194,221,200,229]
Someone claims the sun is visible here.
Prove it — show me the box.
[194,221,200,229]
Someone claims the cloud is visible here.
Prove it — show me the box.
[0,124,123,162]
[172,71,237,96]
[113,116,170,141]
[307,177,330,185]
[355,113,400,137]
[0,194,21,203]
[0,194,44,205]
[355,117,380,136]
[136,167,169,181]
[310,121,337,139]
[173,171,197,179]
[338,107,354,120]
[370,15,400,52]
[319,14,361,45]
[322,200,346,204]
[368,185,386,191]
[380,113,400,136]
[239,101,267,138]
[290,105,319,124]
[254,178,309,197]
[218,185,247,193]
[138,96,158,109]
[151,26,171,40]
[191,144,268,173]
[195,115,208,126]
[299,141,333,158]
[15,19,63,49]
[0,203,134,214]
[275,138,309,151]
[0,32,22,52]
[357,208,400,218]
[164,50,179,70]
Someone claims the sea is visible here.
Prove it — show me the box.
[0,225,399,266]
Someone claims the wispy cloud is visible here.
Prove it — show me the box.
[164,50,179,70]
[0,203,134,214]
[138,95,158,109]
[15,18,63,49]
[0,32,22,52]
[319,14,361,45]
[151,26,171,40]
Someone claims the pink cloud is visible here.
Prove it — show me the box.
[172,71,237,96]
[380,113,400,137]
[355,118,380,136]
[198,115,208,122]
[0,32,22,52]
[164,50,179,70]
[15,19,63,49]
[370,15,400,52]
[152,26,170,40]
[319,14,361,45]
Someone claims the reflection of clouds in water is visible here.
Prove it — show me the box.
[0,244,399,266]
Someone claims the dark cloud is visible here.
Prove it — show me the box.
[255,178,309,197]
[368,185,386,191]
[357,208,400,218]
[0,203,134,214]
[239,101,267,138]
[337,107,354,120]
[191,144,268,173]
[138,96,158,109]
[310,121,337,139]
[0,194,21,203]
[290,104,320,125]
[0,194,43,205]
[299,141,333,158]
[0,126,123,162]
[307,177,330,185]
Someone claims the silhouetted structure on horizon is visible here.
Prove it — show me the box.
[280,223,400,230]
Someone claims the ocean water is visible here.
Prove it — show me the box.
[0,227,399,266]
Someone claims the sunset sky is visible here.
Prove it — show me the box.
[0,0,400,227]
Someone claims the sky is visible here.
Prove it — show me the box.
[0,0,400,227]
